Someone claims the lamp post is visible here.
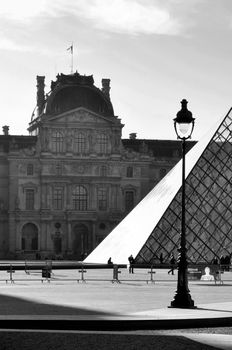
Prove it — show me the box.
[170,99,195,308]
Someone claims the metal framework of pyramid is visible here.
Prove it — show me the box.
[85,108,232,264]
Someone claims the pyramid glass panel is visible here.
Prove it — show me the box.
[85,109,232,264]
[137,110,232,264]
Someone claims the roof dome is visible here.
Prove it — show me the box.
[45,72,114,117]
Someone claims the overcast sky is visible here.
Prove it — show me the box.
[0,0,232,140]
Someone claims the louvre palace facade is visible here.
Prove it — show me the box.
[0,71,195,260]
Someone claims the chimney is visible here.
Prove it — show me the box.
[2,126,9,135]
[129,133,137,140]
[36,75,45,116]
[101,79,111,99]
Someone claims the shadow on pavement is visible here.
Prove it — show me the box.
[0,331,219,350]
[0,293,114,317]
[196,307,232,313]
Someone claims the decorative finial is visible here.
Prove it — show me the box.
[181,99,188,108]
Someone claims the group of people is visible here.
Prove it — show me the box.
[108,253,176,274]
[107,255,136,273]
[212,255,231,271]
[107,252,231,277]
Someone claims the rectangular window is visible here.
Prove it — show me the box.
[125,191,134,212]
[52,131,64,153]
[54,187,63,210]
[97,134,108,154]
[75,133,86,153]
[72,185,87,211]
[73,195,87,211]
[27,164,34,176]
[55,163,62,176]
[98,187,107,211]
[126,166,133,178]
[111,185,118,209]
[25,189,35,210]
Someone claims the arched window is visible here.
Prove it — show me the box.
[27,163,34,176]
[75,133,86,153]
[126,166,133,178]
[97,134,108,154]
[52,131,64,153]
[21,223,38,251]
[72,185,88,210]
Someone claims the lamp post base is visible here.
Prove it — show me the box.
[170,292,195,309]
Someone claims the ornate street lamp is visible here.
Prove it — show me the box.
[170,99,195,308]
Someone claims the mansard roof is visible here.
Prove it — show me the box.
[0,135,37,153]
[122,139,196,158]
[44,72,114,118]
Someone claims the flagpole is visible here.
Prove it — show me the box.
[71,43,73,74]
[67,43,74,74]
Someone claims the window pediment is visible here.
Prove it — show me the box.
[22,182,38,191]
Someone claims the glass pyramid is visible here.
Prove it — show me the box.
[85,108,232,264]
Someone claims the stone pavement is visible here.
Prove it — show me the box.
[0,266,232,349]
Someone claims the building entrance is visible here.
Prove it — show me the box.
[21,223,38,251]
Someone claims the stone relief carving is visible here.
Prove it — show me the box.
[77,165,85,174]
[18,147,36,157]
[122,147,153,160]
[72,163,86,174]
[23,147,36,156]
[64,110,94,123]
[122,149,139,160]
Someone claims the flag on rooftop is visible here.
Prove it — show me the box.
[67,44,73,54]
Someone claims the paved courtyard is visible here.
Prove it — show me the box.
[1,264,232,349]
[0,265,232,315]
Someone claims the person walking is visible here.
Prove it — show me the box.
[168,254,175,275]
[128,254,135,273]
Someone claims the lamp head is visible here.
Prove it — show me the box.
[174,99,195,139]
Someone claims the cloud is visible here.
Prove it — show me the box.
[0,0,47,21]
[0,38,30,51]
[0,0,181,35]
[68,0,181,35]
[0,37,56,57]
